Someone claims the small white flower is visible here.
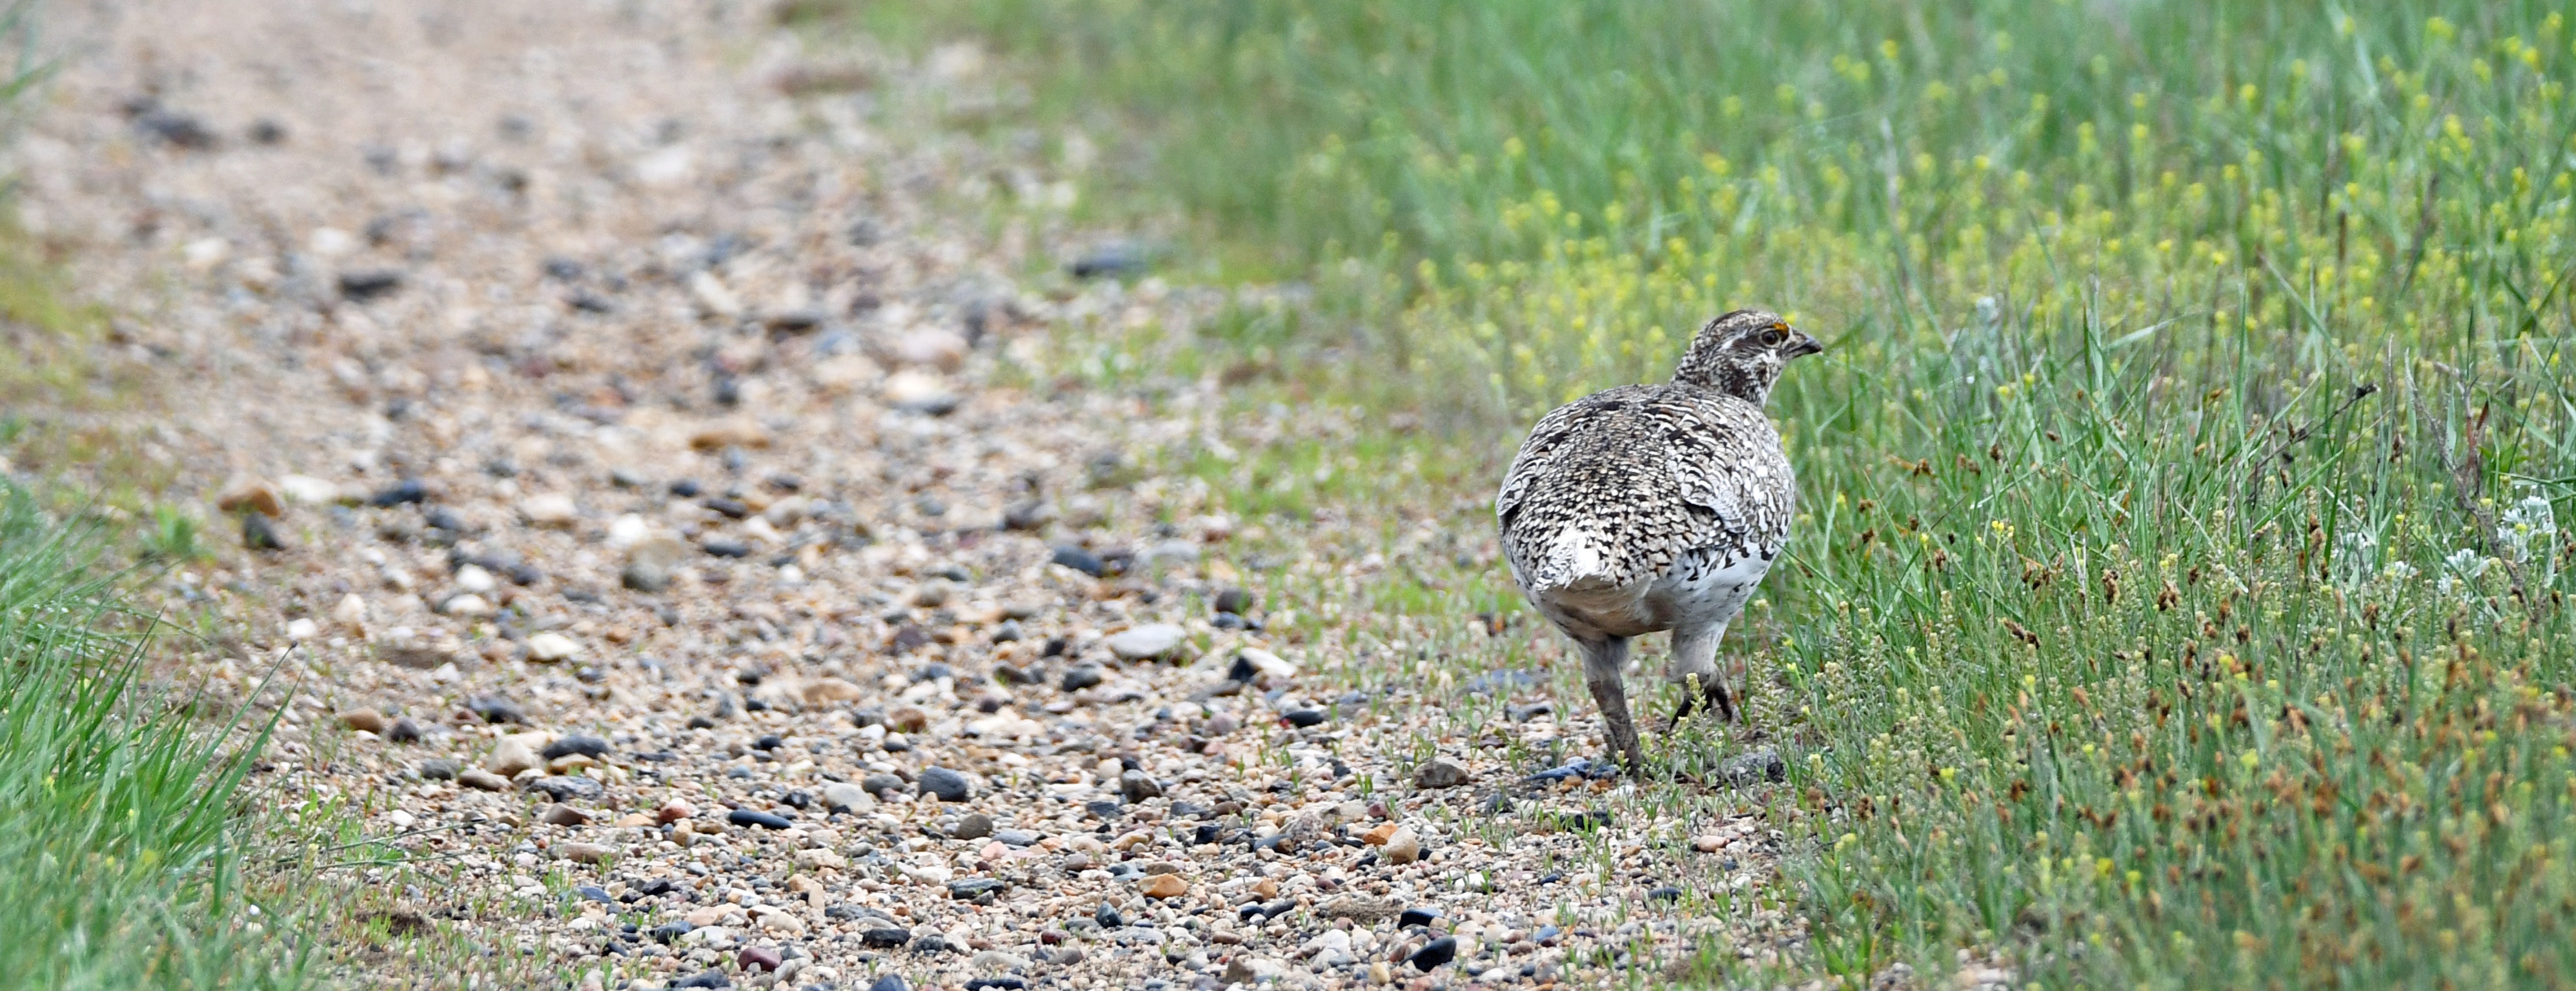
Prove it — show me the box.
[2500,491,2557,564]
[2439,547,2488,596]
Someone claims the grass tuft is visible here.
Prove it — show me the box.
[0,485,307,990]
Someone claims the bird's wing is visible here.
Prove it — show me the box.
[1494,400,1588,531]
[1658,391,1794,553]
[1497,387,1701,591]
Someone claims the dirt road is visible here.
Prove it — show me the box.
[9,2,1785,988]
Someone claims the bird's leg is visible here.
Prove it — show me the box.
[1667,621,1736,726]
[1580,637,1645,772]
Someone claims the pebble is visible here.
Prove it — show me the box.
[1000,499,1055,531]
[1047,545,1105,577]
[542,803,591,826]
[218,476,284,518]
[1237,648,1296,680]
[1384,828,1423,864]
[882,369,961,414]
[1397,906,1440,928]
[277,475,340,506]
[417,758,461,781]
[893,328,968,371]
[465,695,525,724]
[385,718,422,743]
[525,631,580,662]
[367,479,427,507]
[860,773,906,797]
[1408,935,1459,971]
[487,737,540,777]
[338,269,405,301]
[687,418,770,451]
[556,842,614,866]
[860,928,912,948]
[337,708,390,734]
[519,493,579,527]
[528,776,603,802]
[727,808,794,830]
[1118,769,1162,803]
[951,812,994,840]
[866,976,909,991]
[1414,758,1471,789]
[458,769,510,792]
[622,536,693,592]
[948,878,1005,899]
[670,971,730,990]
[241,513,285,551]
[1060,665,1103,691]
[736,945,783,973]
[1137,874,1188,899]
[541,735,611,761]
[1105,624,1186,660]
[1283,708,1327,728]
[821,781,877,813]
[917,767,971,802]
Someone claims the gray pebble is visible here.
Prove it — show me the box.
[1119,769,1163,803]
[918,767,971,802]
[526,775,603,801]
[1414,758,1471,790]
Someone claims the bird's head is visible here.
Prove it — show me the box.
[1670,309,1823,404]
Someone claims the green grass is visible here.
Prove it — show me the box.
[0,485,309,990]
[827,0,2576,985]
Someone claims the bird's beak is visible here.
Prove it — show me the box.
[1786,331,1824,358]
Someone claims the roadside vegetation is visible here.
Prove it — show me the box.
[0,5,322,985]
[0,488,312,991]
[833,1,2576,986]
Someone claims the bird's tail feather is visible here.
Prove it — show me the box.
[1527,527,1620,593]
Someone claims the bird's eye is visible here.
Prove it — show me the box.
[1760,329,1784,346]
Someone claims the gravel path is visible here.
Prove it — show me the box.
[10,2,1793,988]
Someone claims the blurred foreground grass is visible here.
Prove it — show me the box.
[839,1,2576,985]
[0,487,312,991]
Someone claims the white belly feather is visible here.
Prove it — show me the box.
[1529,542,1774,640]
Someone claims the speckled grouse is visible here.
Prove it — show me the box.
[1495,309,1822,770]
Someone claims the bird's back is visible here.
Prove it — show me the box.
[1496,383,1792,622]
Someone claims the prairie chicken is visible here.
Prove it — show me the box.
[1496,309,1821,770]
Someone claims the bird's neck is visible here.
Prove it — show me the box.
[1672,367,1774,405]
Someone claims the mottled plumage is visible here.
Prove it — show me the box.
[1496,309,1821,770]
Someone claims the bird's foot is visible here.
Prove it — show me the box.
[1666,679,1738,732]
